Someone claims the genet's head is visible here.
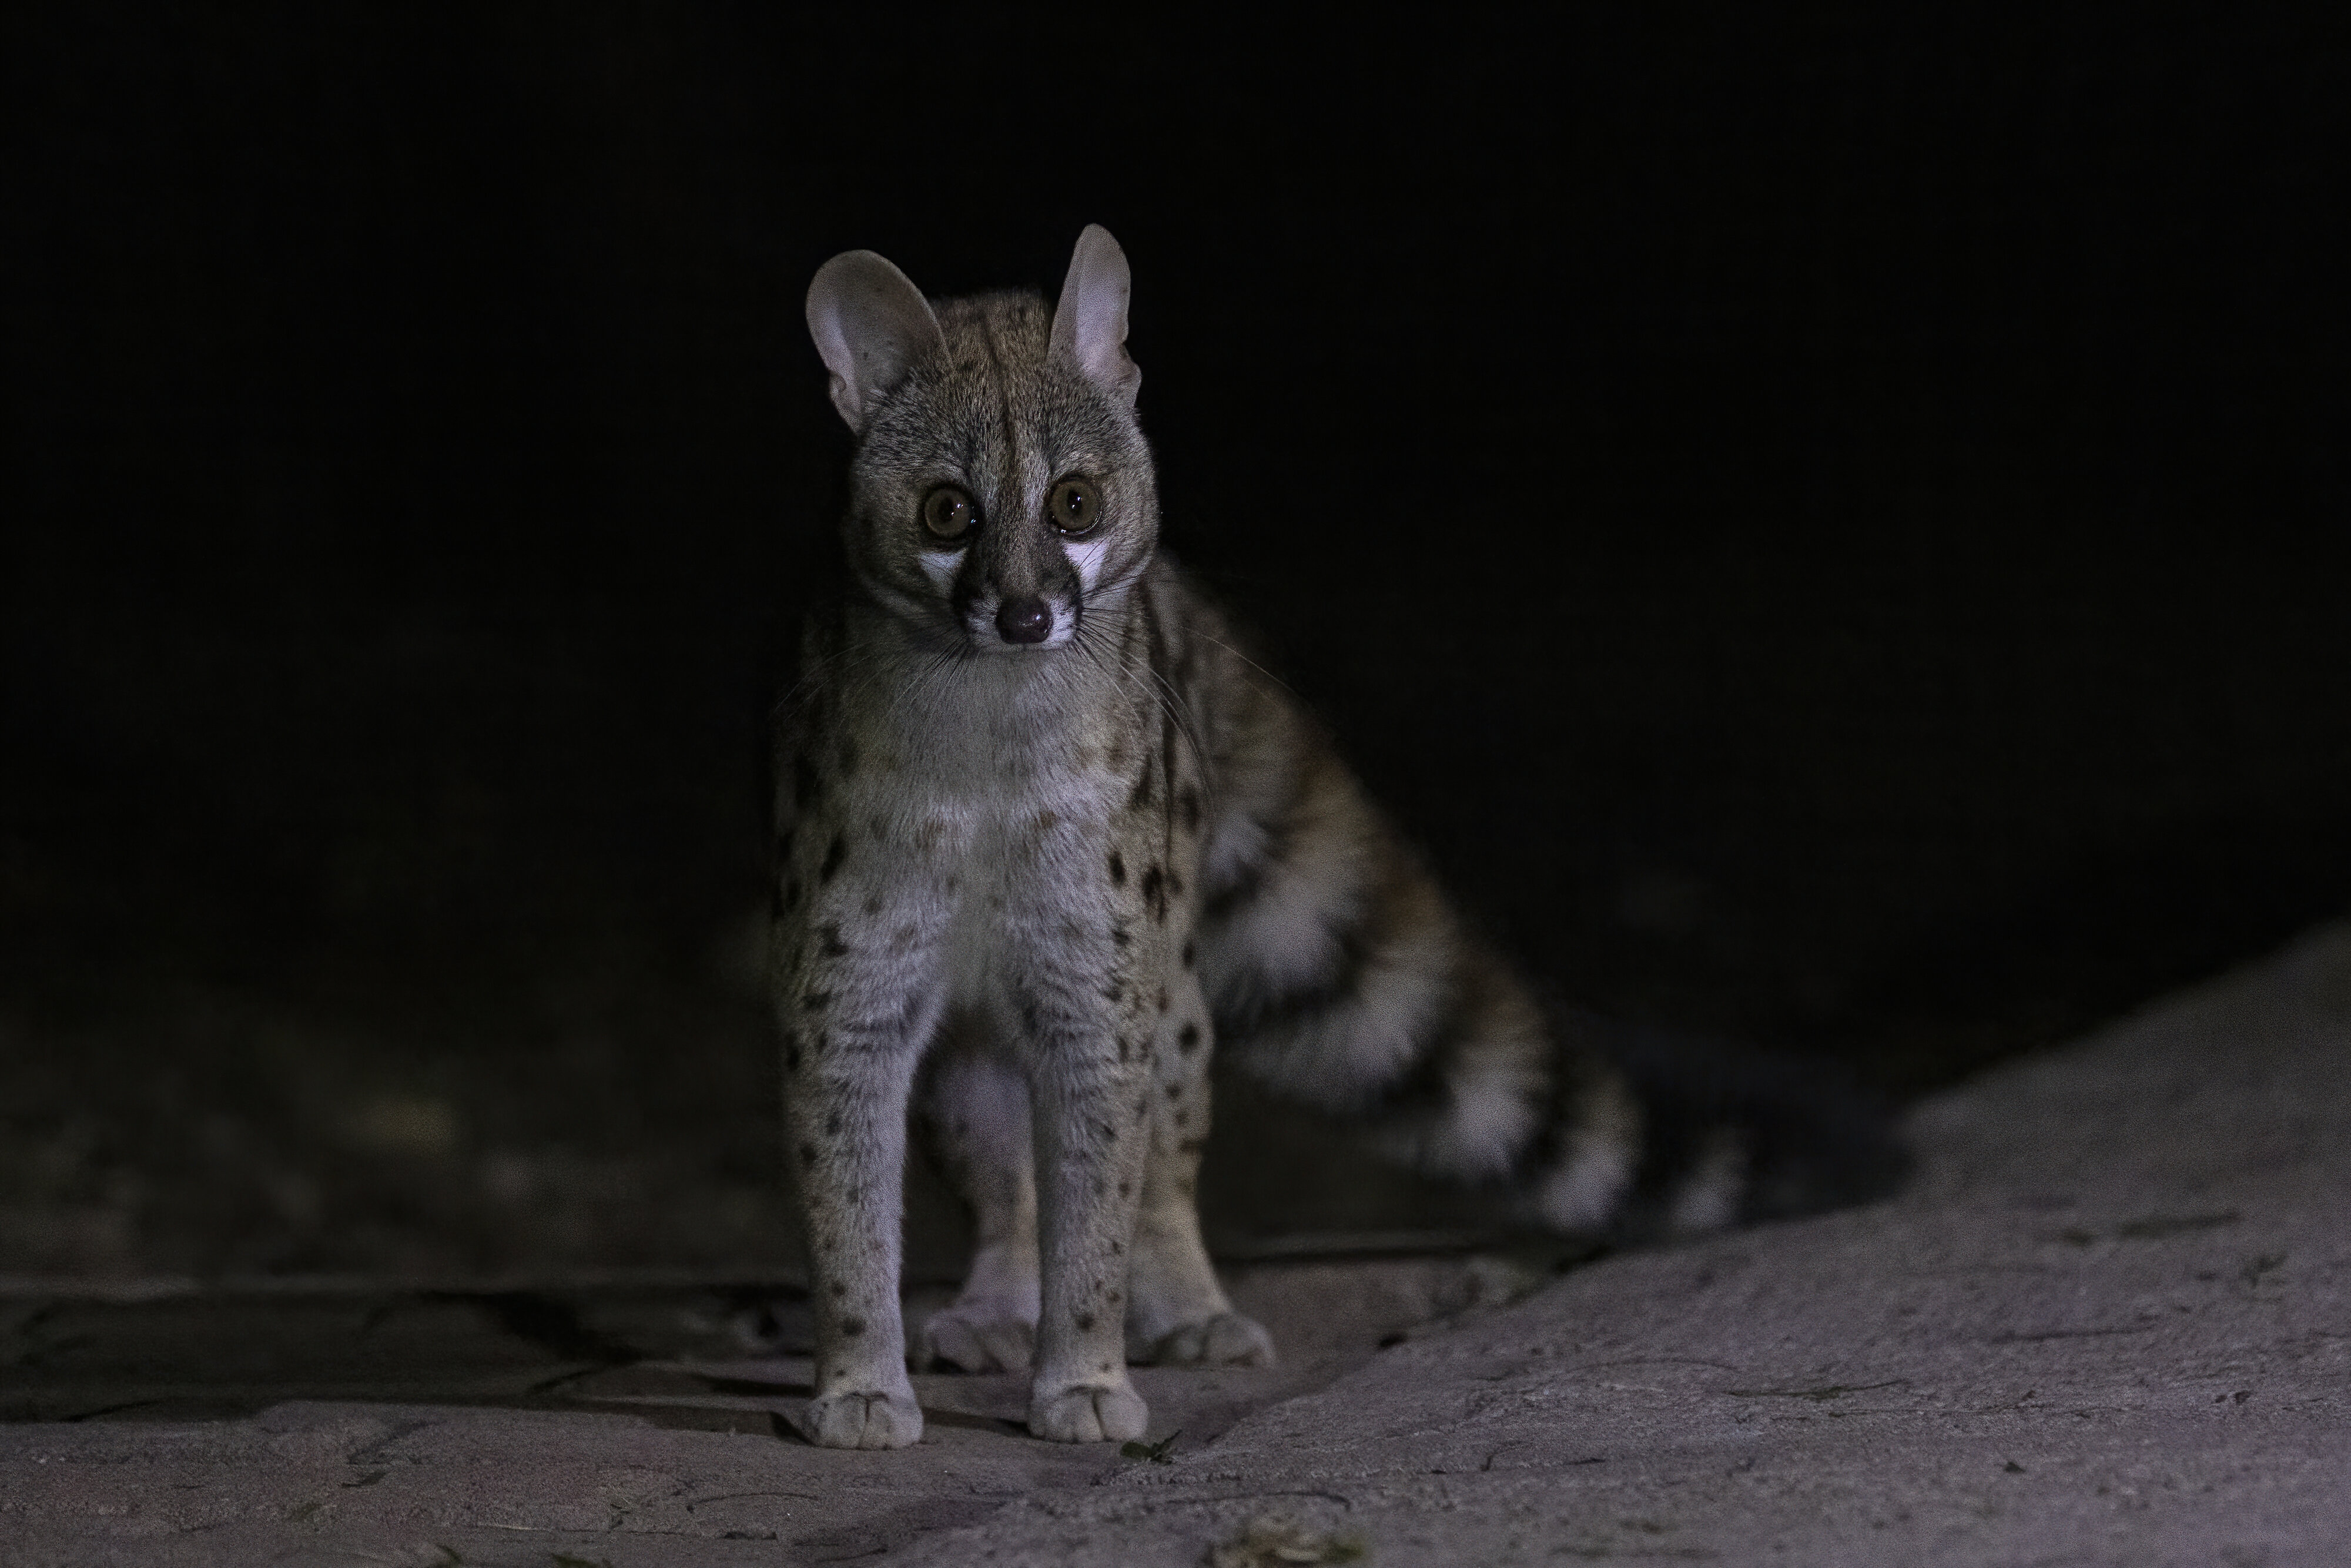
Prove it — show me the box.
[806,226,1159,654]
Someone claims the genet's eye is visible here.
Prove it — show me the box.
[1048,477,1100,536]
[921,485,977,542]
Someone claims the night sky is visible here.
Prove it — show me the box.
[3,8,2346,1272]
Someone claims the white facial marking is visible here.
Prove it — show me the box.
[919,551,960,591]
[1064,538,1111,592]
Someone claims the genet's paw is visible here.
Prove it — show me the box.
[1140,1310,1277,1369]
[916,1300,1036,1373]
[805,1388,924,1449]
[1029,1379,1148,1443]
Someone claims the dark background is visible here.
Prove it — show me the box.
[3,6,2345,1283]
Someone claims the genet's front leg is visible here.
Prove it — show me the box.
[775,884,940,1450]
[785,1020,925,1448]
[1020,986,1153,1443]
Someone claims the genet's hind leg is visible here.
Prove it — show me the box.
[913,1018,1041,1373]
[1124,978,1275,1368]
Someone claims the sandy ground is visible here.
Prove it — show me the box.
[5,923,2348,1566]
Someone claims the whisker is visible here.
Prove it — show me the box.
[1071,605,1217,813]
[1194,630,1298,702]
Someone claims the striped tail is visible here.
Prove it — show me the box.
[1553,1010,1909,1241]
[1193,723,1905,1242]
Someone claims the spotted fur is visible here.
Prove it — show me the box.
[773,227,1903,1450]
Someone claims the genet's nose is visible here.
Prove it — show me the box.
[994,596,1053,645]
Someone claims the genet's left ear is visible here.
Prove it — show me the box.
[1049,225,1140,408]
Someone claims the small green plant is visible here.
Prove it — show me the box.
[1121,1429,1183,1462]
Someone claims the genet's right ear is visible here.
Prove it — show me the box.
[805,250,947,431]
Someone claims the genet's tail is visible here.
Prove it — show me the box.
[1564,1011,1909,1242]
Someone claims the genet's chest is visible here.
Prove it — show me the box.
[830,683,1144,896]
